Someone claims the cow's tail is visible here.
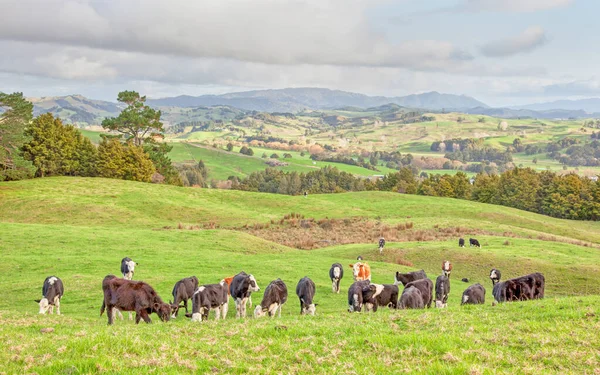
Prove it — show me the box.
[100,300,106,316]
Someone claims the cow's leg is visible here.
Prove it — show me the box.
[54,296,61,315]
[248,296,252,308]
[241,297,248,318]
[184,299,189,313]
[278,304,282,318]
[107,304,115,325]
[135,310,142,324]
[221,302,228,319]
[128,312,133,321]
[234,298,241,318]
[139,309,152,324]
[48,304,54,315]
[214,307,220,321]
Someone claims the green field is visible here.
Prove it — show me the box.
[1,177,599,374]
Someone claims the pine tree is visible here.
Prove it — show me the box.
[0,92,35,181]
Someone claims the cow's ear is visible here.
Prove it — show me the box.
[349,264,353,268]
[34,299,41,303]
[154,303,160,311]
[314,303,319,307]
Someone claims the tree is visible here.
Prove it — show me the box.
[532,158,538,165]
[144,141,181,185]
[271,153,279,159]
[101,91,163,146]
[97,137,155,182]
[0,92,35,181]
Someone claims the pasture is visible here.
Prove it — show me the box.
[0,177,599,374]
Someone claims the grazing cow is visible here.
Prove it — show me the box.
[404,278,434,308]
[223,275,252,308]
[398,286,425,309]
[36,276,64,315]
[347,280,371,313]
[458,238,465,247]
[349,262,371,281]
[189,282,229,322]
[441,260,453,277]
[435,275,450,308]
[461,278,469,283]
[492,281,507,305]
[170,276,199,318]
[469,238,481,248]
[356,255,363,261]
[100,275,171,325]
[489,269,502,285]
[393,270,427,286]
[363,284,399,311]
[121,257,137,280]
[503,273,545,302]
[378,238,386,254]
[461,283,486,305]
[255,279,288,318]
[296,277,317,315]
[230,271,260,318]
[329,263,344,293]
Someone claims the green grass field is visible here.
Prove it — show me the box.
[1,177,599,374]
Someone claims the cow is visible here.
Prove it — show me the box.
[349,262,371,281]
[363,284,399,311]
[170,276,199,318]
[435,275,450,308]
[347,280,371,313]
[398,286,425,309]
[329,263,344,293]
[492,281,507,305]
[504,273,545,302]
[441,260,453,277]
[230,271,260,318]
[393,270,427,286]
[378,238,386,254]
[461,283,485,305]
[489,269,501,285]
[458,238,465,247]
[404,278,433,308]
[255,279,288,318]
[461,278,469,283]
[36,276,64,315]
[121,257,137,280]
[223,275,253,310]
[356,255,363,261]
[100,275,171,325]
[296,277,317,315]
[469,238,481,248]
[189,282,229,322]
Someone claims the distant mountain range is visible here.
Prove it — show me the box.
[511,98,600,113]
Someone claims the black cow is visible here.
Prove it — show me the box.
[489,269,501,285]
[254,279,288,318]
[356,255,363,261]
[404,278,433,308]
[363,283,399,311]
[36,276,64,315]
[189,282,229,322]
[170,276,199,318]
[458,238,465,247]
[329,263,344,294]
[100,275,171,325]
[296,277,317,315]
[378,238,386,254]
[435,275,450,308]
[461,283,485,305]
[230,271,260,318]
[469,238,481,248]
[394,270,427,286]
[348,280,371,313]
[398,286,425,309]
[121,257,137,280]
[492,281,507,305]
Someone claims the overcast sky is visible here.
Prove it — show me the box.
[0,0,596,106]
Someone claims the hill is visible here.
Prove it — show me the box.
[515,98,600,113]
[29,94,122,126]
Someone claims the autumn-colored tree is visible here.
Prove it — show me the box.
[471,173,500,203]
[0,92,35,180]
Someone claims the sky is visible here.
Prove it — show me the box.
[0,0,597,106]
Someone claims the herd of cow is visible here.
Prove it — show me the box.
[35,239,546,324]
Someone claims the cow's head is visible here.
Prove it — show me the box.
[154,302,172,322]
[169,300,180,318]
[301,303,317,316]
[349,263,362,279]
[348,291,362,313]
[248,275,260,292]
[490,269,501,284]
[253,305,268,318]
[442,260,452,276]
[36,298,50,314]
[435,300,447,308]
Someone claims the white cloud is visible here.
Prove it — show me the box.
[480,26,547,57]
[461,0,573,13]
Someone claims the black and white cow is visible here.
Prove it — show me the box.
[489,269,502,285]
[363,283,399,311]
[170,276,199,318]
[398,286,424,309]
[121,257,137,280]
[461,283,486,305]
[255,279,288,318]
[378,238,386,254]
[230,271,260,318]
[404,278,433,308]
[469,238,481,248]
[458,238,465,247]
[347,280,371,313]
[394,270,427,286]
[329,263,344,293]
[190,282,229,322]
[434,275,450,308]
[296,277,317,315]
[36,276,64,315]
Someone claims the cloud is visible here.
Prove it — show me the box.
[459,0,574,13]
[480,26,547,57]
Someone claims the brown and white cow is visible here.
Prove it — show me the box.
[189,282,229,322]
[349,262,371,281]
[36,276,64,315]
[230,272,260,318]
[254,279,288,318]
[170,276,199,318]
[441,260,453,277]
[100,275,171,325]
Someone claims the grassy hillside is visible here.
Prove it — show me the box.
[1,177,599,374]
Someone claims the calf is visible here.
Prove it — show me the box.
[461,283,485,305]
[398,286,425,309]
[434,275,450,308]
[363,284,399,311]
[189,282,229,322]
[349,262,371,281]
[404,278,433,308]
[469,238,481,248]
[458,238,465,247]
[222,275,252,306]
[255,279,288,318]
[347,280,371,313]
[329,263,344,293]
[121,257,137,280]
[36,276,64,315]
[100,275,171,325]
[394,270,427,286]
[441,260,452,277]
[378,238,386,254]
[296,277,317,315]
[230,271,260,318]
[170,276,198,318]
[489,269,501,285]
